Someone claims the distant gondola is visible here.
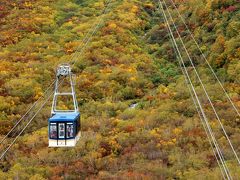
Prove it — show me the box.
[48,64,81,147]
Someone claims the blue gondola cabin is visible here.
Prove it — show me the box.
[48,113,81,147]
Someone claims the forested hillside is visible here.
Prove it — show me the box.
[0,0,240,179]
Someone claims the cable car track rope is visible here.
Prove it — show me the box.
[157,1,231,179]
[162,7,228,180]
[0,80,56,145]
[162,0,240,166]
[158,0,240,179]
[168,0,240,118]
[0,0,113,160]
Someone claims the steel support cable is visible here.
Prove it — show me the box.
[69,0,112,65]
[0,86,54,160]
[0,0,114,159]
[0,76,68,160]
[159,3,231,179]
[179,58,227,180]
[159,2,231,179]
[162,0,240,166]
[158,0,232,179]
[0,80,56,144]
[0,83,55,158]
[162,0,234,177]
[0,85,54,142]
[71,7,113,66]
[168,0,240,118]
[181,65,227,180]
[177,55,227,179]
[163,10,226,179]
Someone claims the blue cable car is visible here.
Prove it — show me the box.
[48,64,81,147]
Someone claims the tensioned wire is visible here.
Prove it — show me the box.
[159,1,231,178]
[69,0,112,65]
[158,3,227,178]
[162,0,240,166]
[158,0,232,179]
[158,1,231,178]
[0,82,55,160]
[168,0,240,118]
[0,80,56,145]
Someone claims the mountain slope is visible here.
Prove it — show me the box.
[0,0,240,179]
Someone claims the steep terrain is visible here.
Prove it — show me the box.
[0,0,240,179]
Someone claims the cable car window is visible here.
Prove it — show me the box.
[50,123,57,139]
[59,123,65,138]
[67,123,74,138]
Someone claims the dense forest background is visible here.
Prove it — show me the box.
[0,0,240,179]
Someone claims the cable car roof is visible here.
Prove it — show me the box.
[49,112,80,122]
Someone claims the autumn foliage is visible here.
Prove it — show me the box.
[0,0,240,179]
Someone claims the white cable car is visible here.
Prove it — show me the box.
[48,64,81,147]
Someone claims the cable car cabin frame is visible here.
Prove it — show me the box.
[48,64,81,147]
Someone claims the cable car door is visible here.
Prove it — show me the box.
[58,123,66,145]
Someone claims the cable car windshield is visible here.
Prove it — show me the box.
[58,123,65,138]
[50,123,57,139]
[67,123,74,138]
